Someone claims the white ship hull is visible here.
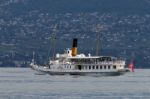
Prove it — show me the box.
[30,64,129,76]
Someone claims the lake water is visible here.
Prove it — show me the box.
[0,68,150,99]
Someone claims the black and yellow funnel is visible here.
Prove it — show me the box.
[72,38,78,56]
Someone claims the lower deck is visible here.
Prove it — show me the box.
[49,63,124,71]
[31,63,129,76]
[31,65,129,76]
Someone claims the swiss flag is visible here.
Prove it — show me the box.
[129,60,134,72]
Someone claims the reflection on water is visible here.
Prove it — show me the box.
[0,68,150,99]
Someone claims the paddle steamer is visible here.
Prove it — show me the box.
[30,38,130,76]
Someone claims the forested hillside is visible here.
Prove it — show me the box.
[0,0,150,68]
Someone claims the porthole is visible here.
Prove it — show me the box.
[113,65,116,69]
[89,66,91,69]
[100,66,102,69]
[93,66,95,69]
[96,66,98,69]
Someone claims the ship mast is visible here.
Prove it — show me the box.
[96,30,100,56]
[32,51,35,64]
[51,25,57,60]
[95,24,107,56]
[47,24,57,61]
[95,24,101,56]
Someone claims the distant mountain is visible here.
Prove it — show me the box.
[0,0,150,68]
[1,0,150,15]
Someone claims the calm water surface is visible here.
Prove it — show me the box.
[0,68,150,99]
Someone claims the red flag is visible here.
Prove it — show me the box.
[129,60,134,72]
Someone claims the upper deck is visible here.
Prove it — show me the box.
[67,56,124,63]
[54,48,125,65]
